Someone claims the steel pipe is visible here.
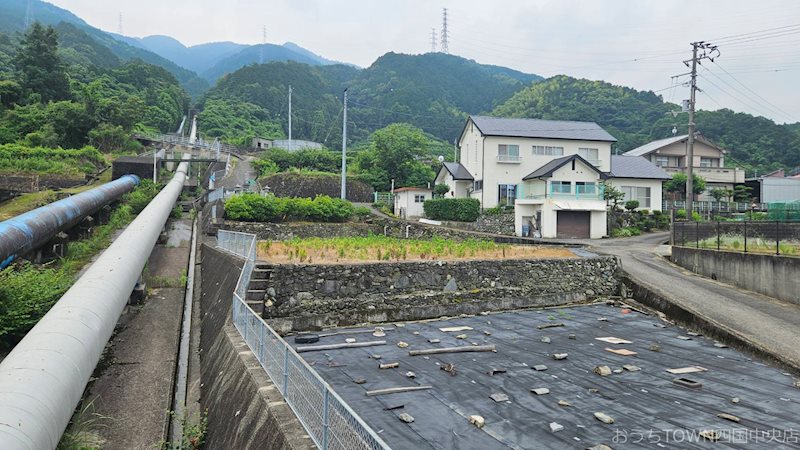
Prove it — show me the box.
[0,158,189,449]
[0,174,140,269]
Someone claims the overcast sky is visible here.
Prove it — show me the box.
[49,0,800,125]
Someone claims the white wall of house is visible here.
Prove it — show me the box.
[606,178,664,211]
[434,171,470,198]
[458,121,612,208]
[761,177,800,203]
[393,190,430,218]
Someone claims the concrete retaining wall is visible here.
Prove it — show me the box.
[199,244,312,449]
[261,257,620,333]
[671,246,800,305]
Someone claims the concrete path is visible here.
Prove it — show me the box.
[585,232,800,370]
[86,218,192,449]
[219,155,257,190]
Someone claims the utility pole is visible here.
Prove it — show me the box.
[682,41,718,220]
[288,85,292,150]
[441,8,449,54]
[340,88,348,200]
[430,28,437,53]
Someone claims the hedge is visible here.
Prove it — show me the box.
[423,198,481,222]
[224,193,356,222]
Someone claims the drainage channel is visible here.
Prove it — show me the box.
[170,215,199,443]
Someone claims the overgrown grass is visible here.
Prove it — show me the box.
[257,235,575,263]
[697,234,799,255]
[162,410,208,450]
[0,144,106,176]
[0,179,162,348]
[57,400,110,450]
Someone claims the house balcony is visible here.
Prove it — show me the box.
[496,155,522,163]
[662,166,745,183]
[515,183,605,204]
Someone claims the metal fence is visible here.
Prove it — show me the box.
[672,220,800,255]
[216,230,390,450]
[134,132,246,155]
[663,200,768,213]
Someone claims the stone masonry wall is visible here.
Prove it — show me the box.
[261,257,619,332]
[439,212,516,235]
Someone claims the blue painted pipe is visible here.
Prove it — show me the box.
[0,174,140,268]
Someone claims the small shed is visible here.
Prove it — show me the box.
[392,187,432,219]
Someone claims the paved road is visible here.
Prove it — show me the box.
[218,155,257,190]
[584,232,800,370]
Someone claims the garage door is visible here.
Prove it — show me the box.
[557,211,590,238]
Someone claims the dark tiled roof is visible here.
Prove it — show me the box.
[441,162,474,181]
[610,155,670,180]
[522,154,606,180]
[470,115,617,142]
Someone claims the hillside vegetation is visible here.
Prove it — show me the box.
[494,75,800,174]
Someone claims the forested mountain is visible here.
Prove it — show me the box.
[0,0,208,97]
[0,23,187,152]
[199,52,543,147]
[493,75,800,174]
[201,44,330,82]
[137,36,246,74]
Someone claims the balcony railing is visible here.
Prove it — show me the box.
[516,183,605,201]
[496,154,522,163]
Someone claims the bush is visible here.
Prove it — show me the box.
[224,193,355,222]
[423,198,481,222]
[483,206,503,216]
[354,206,372,218]
[624,200,640,211]
[124,179,161,214]
[611,226,641,237]
[676,209,702,222]
[433,183,450,198]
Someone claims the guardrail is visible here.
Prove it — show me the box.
[134,132,246,155]
[672,220,800,255]
[216,230,390,450]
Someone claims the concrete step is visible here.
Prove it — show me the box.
[251,268,273,280]
[254,264,274,270]
[246,300,264,314]
[246,289,267,301]
[248,279,270,290]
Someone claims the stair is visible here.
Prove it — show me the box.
[245,266,274,315]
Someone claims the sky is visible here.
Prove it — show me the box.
[48,0,800,125]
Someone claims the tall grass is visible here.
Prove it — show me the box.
[697,234,799,255]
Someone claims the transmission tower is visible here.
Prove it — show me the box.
[118,13,123,35]
[260,26,267,64]
[441,8,449,53]
[430,28,437,53]
[24,0,33,29]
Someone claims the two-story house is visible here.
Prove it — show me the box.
[623,133,745,201]
[435,115,617,238]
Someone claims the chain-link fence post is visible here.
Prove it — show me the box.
[322,388,330,450]
[717,221,720,251]
[776,220,780,255]
[696,221,700,248]
[744,220,748,253]
[283,346,289,396]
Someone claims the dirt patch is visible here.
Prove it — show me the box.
[256,236,575,264]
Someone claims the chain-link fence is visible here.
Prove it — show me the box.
[217,230,390,450]
[672,221,800,256]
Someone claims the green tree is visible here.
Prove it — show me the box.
[434,183,450,198]
[734,185,753,202]
[603,182,625,210]
[664,173,706,200]
[708,188,728,202]
[354,123,435,191]
[12,23,70,103]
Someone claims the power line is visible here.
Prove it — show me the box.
[430,28,437,53]
[709,60,796,122]
[699,65,792,122]
[709,23,800,43]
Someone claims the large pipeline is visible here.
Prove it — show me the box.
[0,174,140,268]
[0,158,189,449]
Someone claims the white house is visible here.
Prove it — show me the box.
[392,187,431,219]
[434,162,474,198]
[623,133,745,201]
[606,155,670,211]
[450,115,617,238]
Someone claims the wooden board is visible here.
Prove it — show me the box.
[666,366,708,374]
[604,347,638,356]
[595,337,633,344]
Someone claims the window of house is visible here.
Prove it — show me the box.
[551,181,571,194]
[498,184,517,206]
[575,181,596,195]
[498,144,520,161]
[621,186,651,208]
[654,156,670,167]
[414,194,426,203]
[700,157,716,168]
[474,180,483,191]
[532,145,564,156]
[578,148,599,165]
